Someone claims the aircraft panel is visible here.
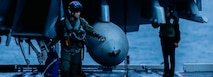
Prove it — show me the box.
[11,0,61,39]
[80,0,150,32]
[0,0,17,35]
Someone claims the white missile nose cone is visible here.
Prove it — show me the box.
[86,22,129,66]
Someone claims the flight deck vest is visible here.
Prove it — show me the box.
[159,17,175,37]
[63,17,86,48]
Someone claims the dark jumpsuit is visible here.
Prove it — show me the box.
[152,14,180,77]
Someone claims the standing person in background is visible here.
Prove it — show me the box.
[152,7,180,77]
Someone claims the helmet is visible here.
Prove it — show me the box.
[68,1,83,12]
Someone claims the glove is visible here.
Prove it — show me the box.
[98,36,106,42]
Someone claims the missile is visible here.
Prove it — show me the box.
[86,2,129,66]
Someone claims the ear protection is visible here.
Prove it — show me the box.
[68,6,73,15]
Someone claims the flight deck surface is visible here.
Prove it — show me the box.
[0,64,213,77]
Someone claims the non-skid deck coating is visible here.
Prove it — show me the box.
[0,64,213,77]
[0,69,212,77]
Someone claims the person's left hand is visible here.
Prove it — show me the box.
[99,36,106,42]
[174,42,178,48]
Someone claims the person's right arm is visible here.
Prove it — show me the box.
[151,19,160,28]
[47,20,65,48]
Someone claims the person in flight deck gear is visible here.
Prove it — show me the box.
[152,7,180,77]
[48,1,106,77]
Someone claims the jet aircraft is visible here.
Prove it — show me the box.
[0,0,207,76]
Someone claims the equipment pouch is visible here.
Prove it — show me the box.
[64,34,73,48]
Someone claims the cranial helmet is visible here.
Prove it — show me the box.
[68,1,83,12]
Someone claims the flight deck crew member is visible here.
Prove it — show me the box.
[152,7,180,77]
[49,1,105,77]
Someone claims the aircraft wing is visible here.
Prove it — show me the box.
[0,0,207,37]
[81,0,207,32]
[81,0,149,32]
[175,0,207,23]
